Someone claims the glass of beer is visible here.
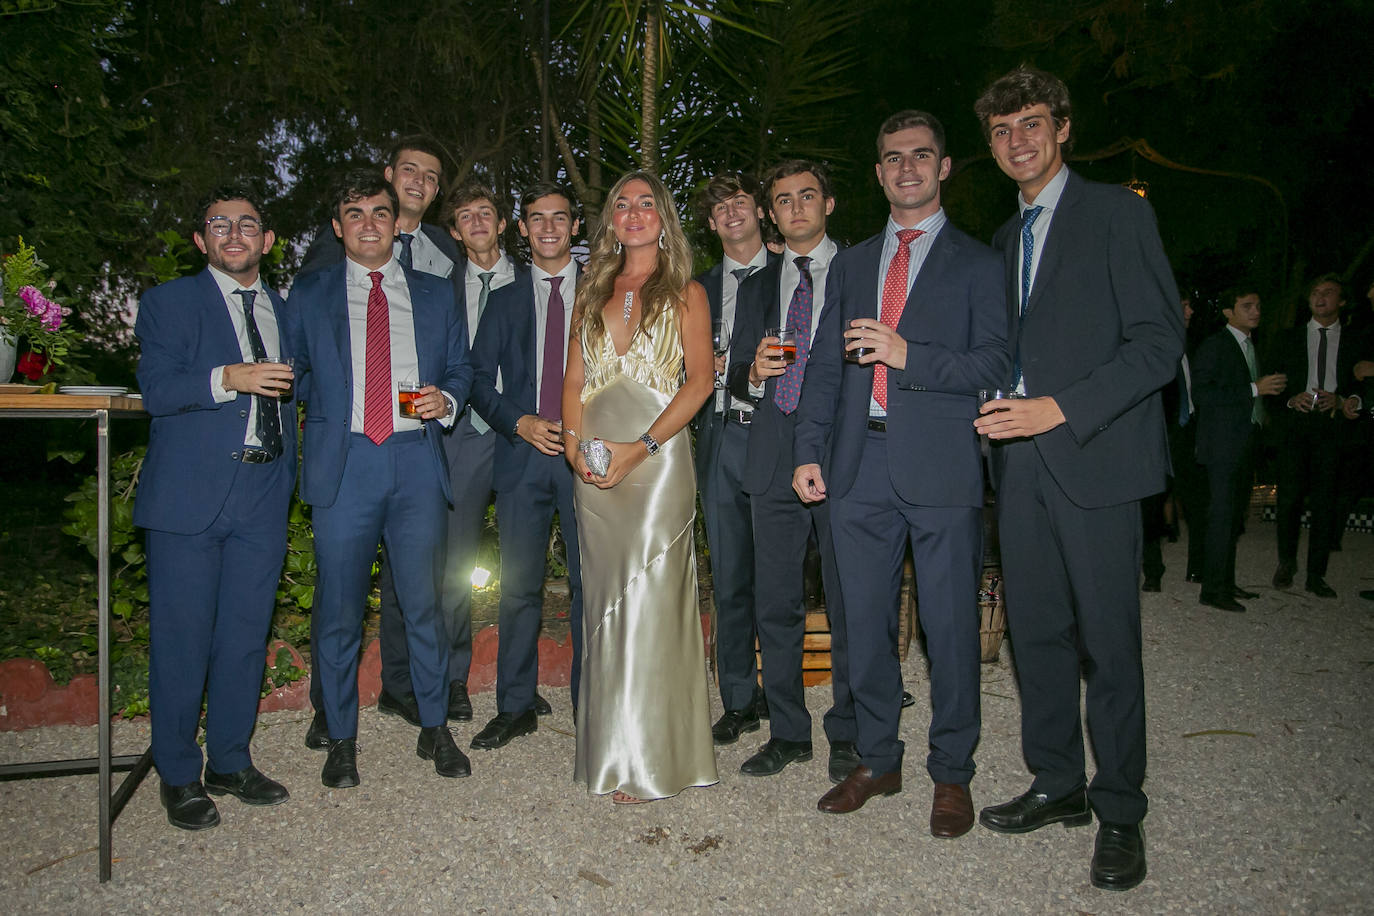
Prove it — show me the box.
[398,380,424,418]
[844,320,874,364]
[256,356,294,399]
[766,326,798,365]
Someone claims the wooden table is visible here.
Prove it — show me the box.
[0,393,153,882]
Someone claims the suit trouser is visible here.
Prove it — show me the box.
[995,439,1148,825]
[311,431,450,738]
[146,457,290,786]
[1200,427,1256,599]
[829,430,981,781]
[493,448,582,715]
[700,417,761,711]
[751,471,852,745]
[372,416,495,698]
[1275,419,1341,579]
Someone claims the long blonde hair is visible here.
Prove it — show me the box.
[573,171,693,347]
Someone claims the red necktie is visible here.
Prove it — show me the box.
[874,228,923,411]
[363,270,393,444]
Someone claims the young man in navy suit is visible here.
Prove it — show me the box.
[691,173,775,744]
[371,183,521,731]
[135,186,296,830]
[467,181,583,750]
[287,170,473,788]
[726,161,852,783]
[973,67,1184,891]
[793,111,1008,831]
[299,136,464,746]
[1193,289,1286,612]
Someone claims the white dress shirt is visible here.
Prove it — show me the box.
[462,253,517,346]
[398,227,454,279]
[207,265,279,448]
[870,210,947,415]
[716,246,769,412]
[344,256,455,434]
[1304,318,1342,393]
[531,259,578,410]
[1016,163,1070,310]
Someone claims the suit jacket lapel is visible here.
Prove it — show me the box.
[896,227,953,336]
[196,271,244,367]
[1024,170,1080,318]
[324,265,354,393]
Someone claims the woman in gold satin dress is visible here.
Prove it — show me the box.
[562,171,718,804]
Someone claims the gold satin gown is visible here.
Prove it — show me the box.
[572,304,719,799]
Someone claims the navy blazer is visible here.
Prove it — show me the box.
[470,264,581,492]
[134,269,297,534]
[990,169,1184,508]
[285,261,472,508]
[297,220,461,280]
[1191,328,1259,466]
[793,223,1008,507]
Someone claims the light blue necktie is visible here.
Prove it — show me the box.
[1012,205,1044,389]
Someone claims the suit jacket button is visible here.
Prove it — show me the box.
[239,409,249,418]
[231,451,240,461]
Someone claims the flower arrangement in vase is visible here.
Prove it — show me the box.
[1,238,77,381]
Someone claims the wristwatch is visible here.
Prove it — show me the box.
[639,432,660,456]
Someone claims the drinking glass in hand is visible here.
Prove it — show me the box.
[843,320,875,364]
[711,319,730,389]
[767,326,798,365]
[398,380,424,418]
[256,356,294,399]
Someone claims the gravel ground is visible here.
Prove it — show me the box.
[2,524,1372,914]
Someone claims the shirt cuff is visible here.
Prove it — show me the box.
[748,380,765,398]
[1250,382,1258,398]
[211,366,235,403]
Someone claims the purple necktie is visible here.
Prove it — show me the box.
[539,276,565,421]
[773,256,813,415]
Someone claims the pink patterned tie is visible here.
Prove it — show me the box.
[362,270,393,444]
[874,228,923,411]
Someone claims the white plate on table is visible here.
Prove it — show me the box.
[58,385,130,396]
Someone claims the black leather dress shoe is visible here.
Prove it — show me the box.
[448,681,473,721]
[901,691,916,709]
[1140,577,1162,593]
[204,765,289,806]
[978,788,1091,834]
[1199,593,1245,613]
[1360,590,1374,601]
[740,737,813,776]
[1091,821,1147,890]
[533,692,552,716]
[470,710,537,749]
[322,738,360,788]
[827,741,861,784]
[160,781,220,831]
[1305,577,1337,598]
[711,708,761,745]
[376,689,422,726]
[418,726,471,778]
[304,710,329,750]
[1233,586,1259,600]
[1272,561,1296,589]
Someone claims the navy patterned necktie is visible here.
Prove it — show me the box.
[1012,205,1045,389]
[233,289,282,458]
[773,256,813,415]
[398,232,415,270]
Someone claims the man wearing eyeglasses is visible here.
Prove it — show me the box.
[134,186,296,831]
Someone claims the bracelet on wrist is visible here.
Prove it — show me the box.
[639,432,660,456]
[563,428,580,441]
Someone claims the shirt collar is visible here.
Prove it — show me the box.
[1308,316,1340,333]
[1018,164,1070,214]
[722,246,768,275]
[346,255,401,287]
[532,258,577,285]
[1225,323,1251,346]
[887,208,946,239]
[783,235,837,269]
[207,265,264,300]
[466,252,511,282]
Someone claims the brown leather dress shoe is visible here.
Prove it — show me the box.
[930,782,974,838]
[817,765,901,813]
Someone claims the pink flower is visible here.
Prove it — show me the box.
[19,285,46,315]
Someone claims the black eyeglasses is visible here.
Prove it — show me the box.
[204,216,263,237]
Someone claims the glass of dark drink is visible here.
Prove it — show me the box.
[766,326,798,365]
[711,319,730,388]
[398,380,424,418]
[844,320,874,364]
[256,356,294,399]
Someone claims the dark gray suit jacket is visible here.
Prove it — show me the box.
[990,169,1184,508]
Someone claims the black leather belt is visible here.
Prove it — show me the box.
[724,408,754,426]
[867,417,887,432]
[238,448,276,464]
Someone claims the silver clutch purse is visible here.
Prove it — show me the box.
[581,438,612,477]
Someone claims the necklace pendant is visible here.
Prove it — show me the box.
[623,291,634,325]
